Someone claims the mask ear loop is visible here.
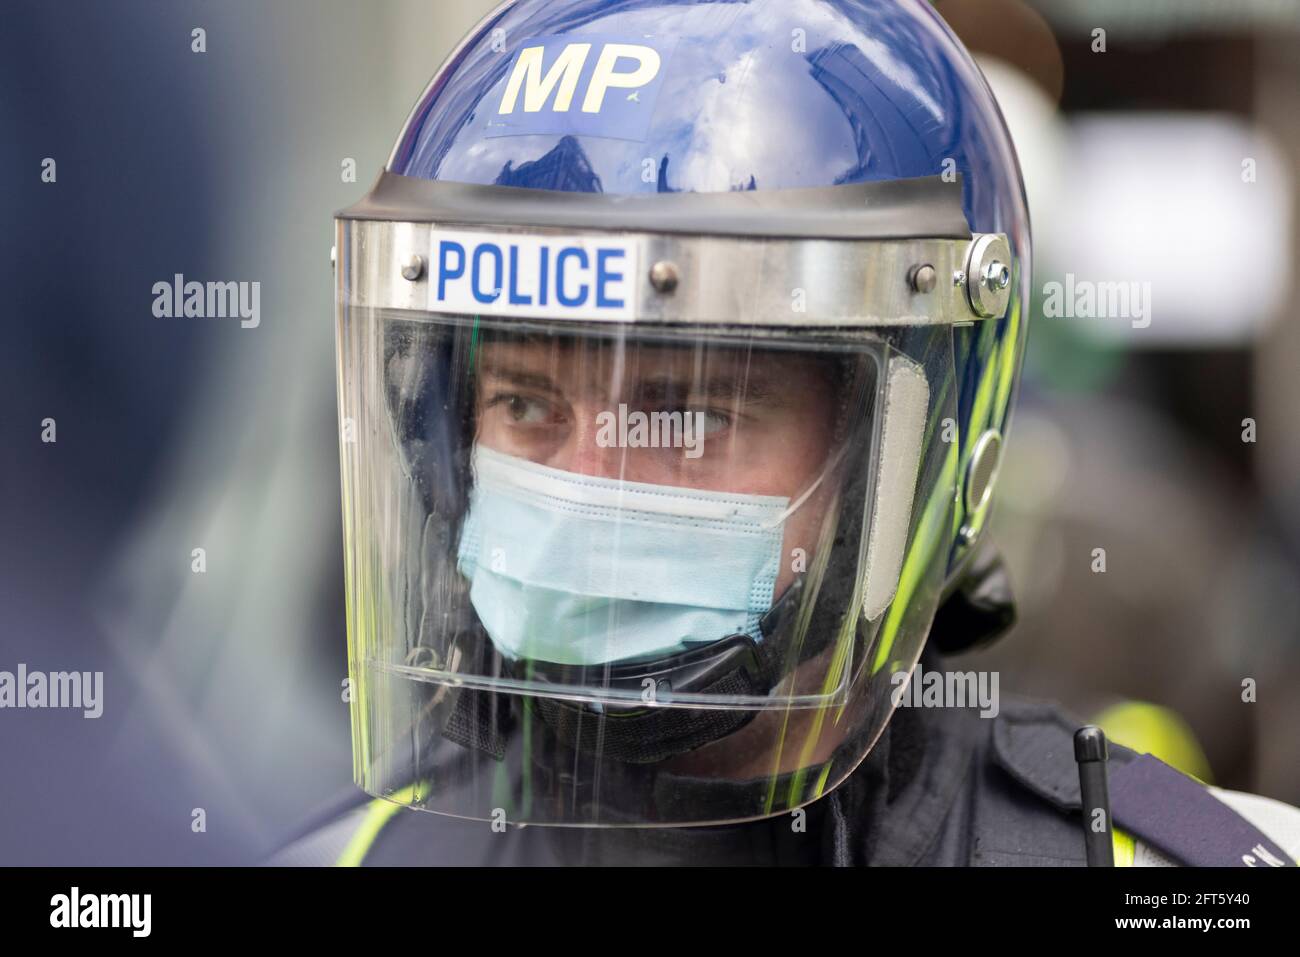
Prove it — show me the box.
[760,444,851,530]
[756,443,852,701]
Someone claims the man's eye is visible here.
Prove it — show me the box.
[491,393,557,425]
[668,407,731,436]
[696,409,731,436]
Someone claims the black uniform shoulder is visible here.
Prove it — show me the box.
[938,695,1300,867]
[919,695,1137,866]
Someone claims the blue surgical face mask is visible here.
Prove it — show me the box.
[456,446,792,666]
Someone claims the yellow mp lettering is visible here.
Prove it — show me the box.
[582,44,662,113]
[499,43,592,114]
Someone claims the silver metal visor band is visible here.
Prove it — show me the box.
[335,174,1012,326]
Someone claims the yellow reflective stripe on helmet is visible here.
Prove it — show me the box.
[334,788,416,867]
[993,294,1023,429]
[1113,827,1136,867]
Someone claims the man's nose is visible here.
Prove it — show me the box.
[553,401,630,478]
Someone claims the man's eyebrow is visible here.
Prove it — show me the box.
[479,366,780,402]
[478,366,563,396]
[634,375,775,403]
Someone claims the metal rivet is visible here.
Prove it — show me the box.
[401,254,425,282]
[649,261,679,294]
[909,264,937,294]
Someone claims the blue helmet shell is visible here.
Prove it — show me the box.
[386,0,1030,578]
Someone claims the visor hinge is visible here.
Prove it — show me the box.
[963,234,1013,319]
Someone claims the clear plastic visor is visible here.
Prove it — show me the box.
[336,307,957,825]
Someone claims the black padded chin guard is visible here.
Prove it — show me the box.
[512,632,765,700]
[512,635,765,765]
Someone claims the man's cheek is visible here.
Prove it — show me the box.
[774,509,821,599]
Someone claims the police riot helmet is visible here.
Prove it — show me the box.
[333,0,1029,826]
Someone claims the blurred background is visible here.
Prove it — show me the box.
[0,0,1296,864]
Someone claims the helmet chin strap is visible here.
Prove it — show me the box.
[930,540,1017,654]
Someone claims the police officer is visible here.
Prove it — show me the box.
[276,0,1300,866]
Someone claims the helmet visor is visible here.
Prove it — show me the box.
[336,304,958,825]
